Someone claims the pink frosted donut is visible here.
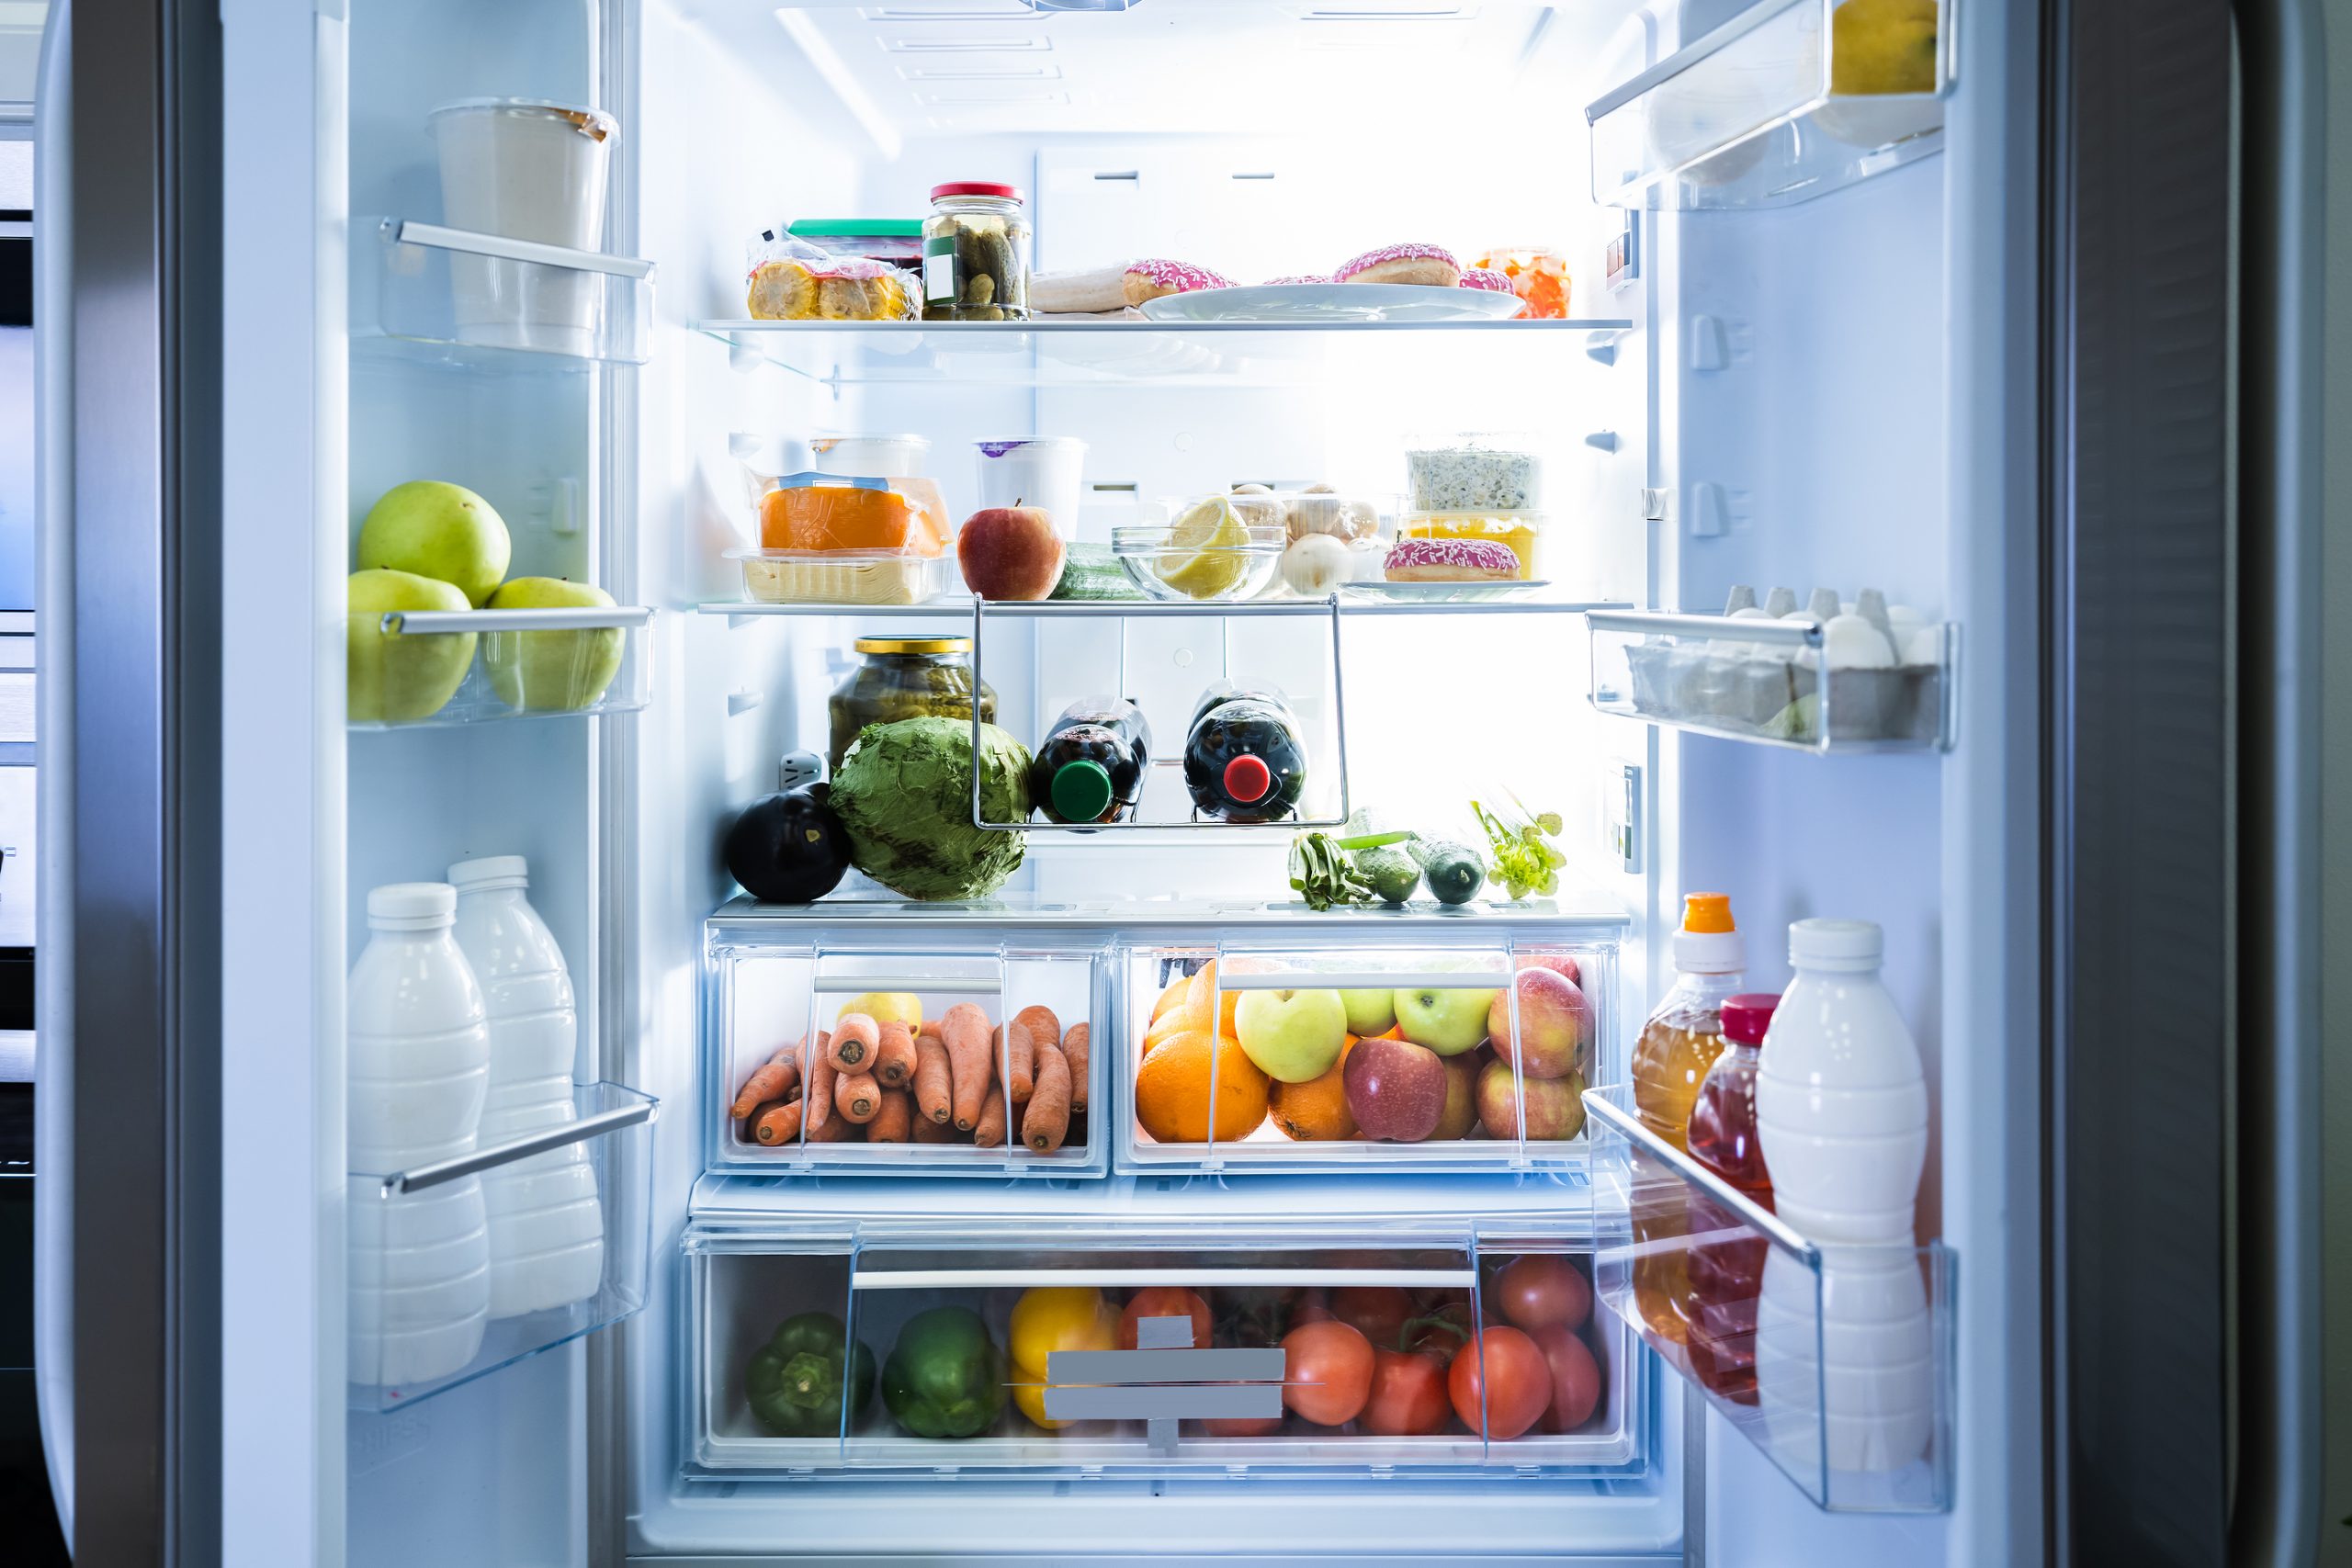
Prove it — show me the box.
[1336,243,1462,288]
[1384,537,1520,581]
[1125,257,1232,305]
[1459,266,1516,292]
[1262,274,1333,286]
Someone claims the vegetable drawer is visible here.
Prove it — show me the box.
[683,1219,1638,1479]
[1116,939,1615,1175]
[704,914,1109,1178]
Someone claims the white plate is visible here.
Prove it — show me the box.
[1341,579,1550,604]
[1138,284,1527,325]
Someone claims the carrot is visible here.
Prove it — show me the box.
[912,1029,953,1124]
[941,1003,992,1131]
[873,1021,917,1089]
[752,1096,805,1146]
[1061,1022,1090,1110]
[1000,1018,1036,1105]
[973,1084,1009,1148]
[836,1070,881,1124]
[808,1113,862,1143]
[911,1111,960,1145]
[729,1045,803,1121]
[1023,1042,1072,1153]
[1014,1006,1062,1064]
[805,1032,837,1135]
[828,1012,880,1072]
[868,1089,913,1144]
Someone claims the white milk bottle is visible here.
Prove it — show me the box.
[449,856,604,1316]
[1757,1244,1934,1477]
[1755,919,1927,1243]
[347,882,492,1386]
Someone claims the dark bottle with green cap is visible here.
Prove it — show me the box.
[1031,696,1152,824]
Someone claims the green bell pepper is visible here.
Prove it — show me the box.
[745,1310,875,1438]
[881,1305,1009,1439]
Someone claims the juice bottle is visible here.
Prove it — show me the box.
[1032,696,1153,823]
[1684,991,1777,1403]
[1183,682,1307,823]
[1628,893,1744,1344]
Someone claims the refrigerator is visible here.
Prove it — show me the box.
[29,0,2330,1563]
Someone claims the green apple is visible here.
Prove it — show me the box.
[356,480,512,607]
[1340,988,1396,1038]
[1232,987,1349,1084]
[1392,985,1498,1057]
[480,577,625,712]
[347,568,475,723]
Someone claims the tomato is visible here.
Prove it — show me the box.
[1202,1411,1285,1437]
[1280,1319,1374,1427]
[1361,1347,1452,1436]
[1330,1286,1414,1346]
[1447,1325,1551,1440]
[1404,1296,1476,1355]
[1531,1324,1603,1433]
[1288,1289,1335,1326]
[1119,1287,1213,1351]
[1492,1255,1593,1332]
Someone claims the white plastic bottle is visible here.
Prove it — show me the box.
[448,855,604,1317]
[347,882,492,1386]
[1754,919,1928,1244]
[1757,1243,1934,1478]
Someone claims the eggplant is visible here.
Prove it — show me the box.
[724,784,851,904]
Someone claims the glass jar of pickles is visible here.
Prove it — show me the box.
[828,637,999,770]
[922,182,1031,321]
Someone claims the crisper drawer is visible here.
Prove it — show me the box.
[703,917,1109,1178]
[683,1221,1638,1478]
[1117,939,1614,1174]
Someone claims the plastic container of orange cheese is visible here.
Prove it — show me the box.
[735,472,956,605]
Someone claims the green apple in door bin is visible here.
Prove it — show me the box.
[346,568,475,723]
[1232,987,1349,1084]
[356,479,513,607]
[481,578,626,712]
[1393,985,1497,1057]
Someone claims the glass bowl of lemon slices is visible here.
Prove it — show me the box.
[1112,496,1287,602]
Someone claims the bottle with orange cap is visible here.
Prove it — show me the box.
[1628,892,1747,1344]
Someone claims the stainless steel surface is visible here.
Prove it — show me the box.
[1582,1089,1820,1265]
[381,604,653,635]
[390,217,654,278]
[369,1091,656,1196]
[0,1028,31,1084]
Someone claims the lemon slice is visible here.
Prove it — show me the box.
[1155,495,1250,599]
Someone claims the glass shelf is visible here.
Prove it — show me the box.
[701,594,1630,622]
[346,604,653,730]
[1587,0,1953,210]
[349,1081,657,1412]
[694,317,1637,389]
[707,891,1635,933]
[1587,608,1955,752]
[353,218,655,369]
[1584,1084,1952,1513]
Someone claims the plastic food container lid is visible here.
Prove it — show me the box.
[367,882,458,930]
[447,855,530,891]
[789,219,924,237]
[1049,760,1115,824]
[1721,992,1781,1046]
[854,637,969,655]
[932,181,1024,203]
[428,98,618,141]
[1789,917,1884,968]
[976,437,1088,457]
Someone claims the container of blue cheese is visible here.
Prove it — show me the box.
[1403,434,1544,512]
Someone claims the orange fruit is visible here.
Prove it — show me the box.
[1268,1035,1359,1141]
[1134,1027,1269,1145]
[1149,974,1190,1024]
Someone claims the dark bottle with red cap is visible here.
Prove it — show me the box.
[1683,990,1779,1404]
[1031,696,1153,825]
[1182,681,1307,823]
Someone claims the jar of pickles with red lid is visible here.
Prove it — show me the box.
[922,182,1031,321]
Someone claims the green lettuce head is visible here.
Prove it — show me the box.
[831,716,1034,900]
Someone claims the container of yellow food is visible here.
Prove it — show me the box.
[1399,511,1549,581]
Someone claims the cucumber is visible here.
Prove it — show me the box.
[1353,845,1421,906]
[1051,543,1143,602]
[1419,841,1487,906]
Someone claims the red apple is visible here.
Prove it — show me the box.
[1477,1063,1588,1142]
[1487,967,1591,1080]
[1518,953,1583,986]
[956,505,1065,601]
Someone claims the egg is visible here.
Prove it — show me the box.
[1901,626,1941,667]
[1822,613,1896,670]
[1280,533,1354,596]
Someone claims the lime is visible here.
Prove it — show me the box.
[1155,495,1250,599]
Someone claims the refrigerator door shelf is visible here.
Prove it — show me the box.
[1587,0,1956,210]
[1119,940,1618,1177]
[695,316,1640,391]
[346,1080,657,1414]
[1588,609,1957,753]
[353,218,655,370]
[346,604,654,730]
[704,936,1113,1179]
[1584,1083,1953,1513]
[682,1221,1639,1479]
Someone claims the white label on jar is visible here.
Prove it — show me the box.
[923,239,957,304]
